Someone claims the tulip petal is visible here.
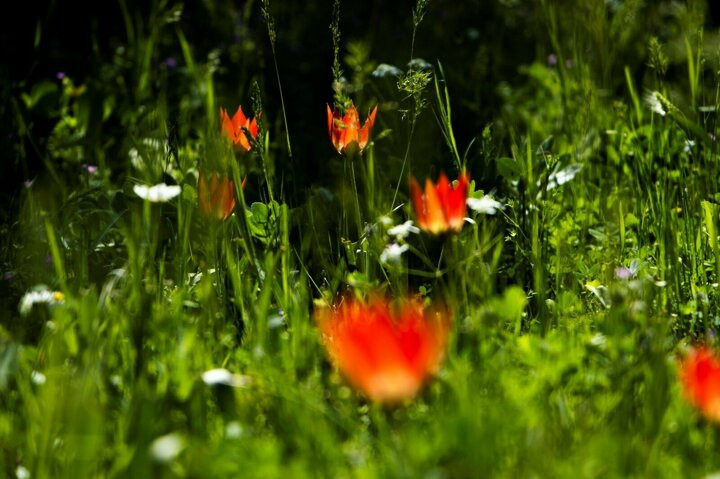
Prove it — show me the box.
[446,172,470,231]
[681,347,720,422]
[358,105,378,150]
[220,108,236,144]
[315,295,451,403]
[198,172,237,221]
[423,178,448,234]
[327,102,377,154]
[326,104,335,142]
[409,176,427,230]
[231,106,248,133]
[409,172,470,234]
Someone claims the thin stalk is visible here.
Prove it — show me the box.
[390,120,417,209]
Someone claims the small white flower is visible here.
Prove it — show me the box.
[16,465,30,479]
[387,220,420,239]
[31,371,46,385]
[225,421,244,439]
[467,195,503,215]
[133,183,181,203]
[644,91,666,116]
[150,433,185,463]
[380,243,409,264]
[19,287,64,316]
[201,368,250,388]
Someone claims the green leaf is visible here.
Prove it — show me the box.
[497,157,520,180]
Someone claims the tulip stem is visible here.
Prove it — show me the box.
[349,161,364,265]
[366,147,375,216]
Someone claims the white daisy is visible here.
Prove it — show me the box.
[19,287,64,316]
[380,243,409,264]
[467,195,503,215]
[201,368,250,388]
[387,220,420,239]
[133,183,181,203]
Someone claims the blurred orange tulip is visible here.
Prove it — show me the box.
[198,173,240,221]
[679,346,720,422]
[410,172,470,234]
[315,294,450,403]
[326,103,378,155]
[220,105,259,152]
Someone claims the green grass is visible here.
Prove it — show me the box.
[5,0,720,477]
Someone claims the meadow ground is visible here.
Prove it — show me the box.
[4,0,720,477]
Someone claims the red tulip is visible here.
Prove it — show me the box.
[220,105,259,152]
[315,294,451,403]
[409,172,470,234]
[198,172,242,221]
[679,346,720,422]
[326,103,378,155]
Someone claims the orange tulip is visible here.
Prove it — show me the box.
[409,172,470,234]
[326,103,378,155]
[679,346,720,422]
[220,105,259,152]
[315,294,451,403]
[198,172,240,221]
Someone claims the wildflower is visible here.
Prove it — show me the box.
[220,105,259,152]
[679,347,720,422]
[16,466,30,479]
[162,57,178,69]
[380,243,409,264]
[326,103,378,155]
[644,91,666,116]
[19,287,65,316]
[614,266,633,280]
[82,164,99,174]
[225,421,243,438]
[410,172,470,234]
[150,433,185,463]
[133,183,181,203]
[387,220,420,239]
[467,195,503,215]
[198,172,239,221]
[684,139,695,154]
[201,368,250,388]
[315,295,451,403]
[31,371,46,385]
